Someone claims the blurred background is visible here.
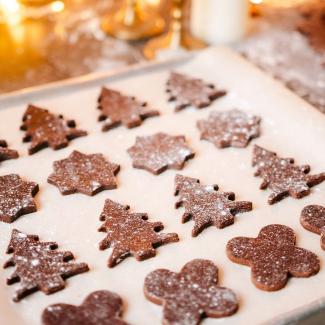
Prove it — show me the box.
[0,0,324,113]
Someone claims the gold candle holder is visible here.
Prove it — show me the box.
[143,0,206,60]
[101,0,165,41]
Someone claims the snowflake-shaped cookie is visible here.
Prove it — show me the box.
[197,109,261,148]
[48,150,120,196]
[128,132,195,175]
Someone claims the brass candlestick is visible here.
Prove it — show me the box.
[143,0,206,60]
[101,0,165,41]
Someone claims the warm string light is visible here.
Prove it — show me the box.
[50,1,64,13]
[144,0,160,5]
[250,0,307,7]
[0,0,64,25]
[0,0,22,25]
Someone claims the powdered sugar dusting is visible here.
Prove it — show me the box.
[197,109,261,148]
[4,229,89,302]
[127,133,195,175]
[98,199,179,267]
[166,72,227,111]
[252,145,325,204]
[175,175,252,237]
[0,174,39,223]
[144,259,238,324]
[227,224,320,291]
[48,150,120,196]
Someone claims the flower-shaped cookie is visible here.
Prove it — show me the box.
[42,290,129,325]
[226,224,320,291]
[301,205,325,250]
[144,259,238,325]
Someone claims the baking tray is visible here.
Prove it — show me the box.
[0,46,325,325]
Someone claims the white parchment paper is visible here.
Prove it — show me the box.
[0,47,325,325]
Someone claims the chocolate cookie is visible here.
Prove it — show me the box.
[21,105,87,154]
[166,72,226,111]
[144,259,238,325]
[197,109,261,148]
[98,199,179,267]
[0,140,19,164]
[226,224,320,291]
[252,145,325,204]
[4,229,89,302]
[127,132,195,175]
[42,290,129,325]
[97,87,159,131]
[301,205,325,250]
[175,175,252,237]
[48,150,120,196]
[0,174,39,223]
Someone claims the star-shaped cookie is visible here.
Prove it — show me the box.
[127,132,195,175]
[48,150,120,196]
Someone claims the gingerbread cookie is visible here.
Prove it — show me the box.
[144,259,238,325]
[42,290,129,325]
[175,175,252,237]
[98,199,179,267]
[252,145,325,204]
[48,150,120,196]
[226,224,320,291]
[197,109,261,148]
[297,3,325,53]
[0,140,19,164]
[21,105,87,154]
[4,229,89,302]
[301,205,325,250]
[127,132,195,175]
[97,87,159,131]
[166,72,226,111]
[0,174,39,223]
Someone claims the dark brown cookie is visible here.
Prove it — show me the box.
[197,109,261,148]
[127,132,195,175]
[226,224,320,291]
[42,290,129,325]
[166,72,226,111]
[0,174,39,223]
[97,87,159,131]
[48,150,120,196]
[252,145,325,204]
[4,229,89,302]
[301,205,325,250]
[175,175,252,237]
[144,259,238,325]
[297,3,325,53]
[98,199,179,267]
[21,105,87,154]
[0,140,19,164]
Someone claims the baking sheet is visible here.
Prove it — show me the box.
[0,46,325,325]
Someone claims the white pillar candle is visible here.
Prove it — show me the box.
[190,0,249,44]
